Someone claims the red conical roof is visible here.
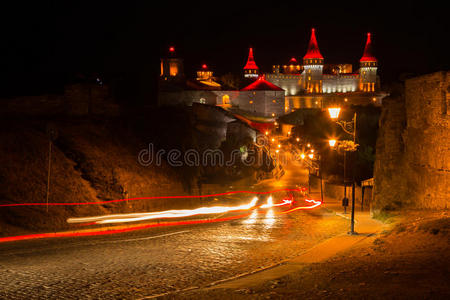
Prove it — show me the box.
[360,33,377,62]
[303,28,323,59]
[241,75,284,91]
[244,48,259,70]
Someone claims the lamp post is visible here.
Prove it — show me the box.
[328,108,358,235]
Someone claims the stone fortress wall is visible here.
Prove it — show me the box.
[373,71,449,211]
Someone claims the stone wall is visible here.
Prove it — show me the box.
[373,71,450,211]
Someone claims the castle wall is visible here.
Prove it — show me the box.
[373,71,450,211]
[158,90,218,106]
[323,75,359,93]
[266,74,301,96]
[237,90,285,118]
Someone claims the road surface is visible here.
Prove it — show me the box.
[0,153,348,299]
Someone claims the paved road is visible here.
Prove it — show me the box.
[0,153,348,299]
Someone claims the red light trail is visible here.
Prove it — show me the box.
[0,187,308,207]
[0,188,321,243]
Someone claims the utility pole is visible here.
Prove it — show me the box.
[319,154,324,203]
[46,139,52,213]
[46,124,58,213]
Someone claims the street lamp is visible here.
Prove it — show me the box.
[328,107,341,120]
[327,108,358,235]
[328,107,357,143]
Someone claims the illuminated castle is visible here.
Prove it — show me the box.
[158,30,385,117]
[260,29,385,110]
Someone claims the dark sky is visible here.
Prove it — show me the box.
[0,1,448,99]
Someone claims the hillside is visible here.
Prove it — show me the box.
[0,115,186,236]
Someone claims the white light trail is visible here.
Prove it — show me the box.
[68,197,260,225]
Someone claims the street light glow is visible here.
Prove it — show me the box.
[301,153,305,159]
[308,153,314,159]
[328,107,341,119]
[329,139,337,147]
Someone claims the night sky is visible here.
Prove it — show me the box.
[0,1,448,100]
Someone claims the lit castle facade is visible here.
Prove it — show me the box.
[260,29,385,110]
[158,29,386,118]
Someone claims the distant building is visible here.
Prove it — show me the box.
[158,47,285,118]
[158,29,387,117]
[238,76,285,117]
[264,29,386,110]
[160,46,184,81]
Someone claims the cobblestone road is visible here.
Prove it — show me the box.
[0,206,347,299]
[0,157,349,299]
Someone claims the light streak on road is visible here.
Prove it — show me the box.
[0,188,306,207]
[0,213,251,243]
[263,209,276,227]
[279,199,322,214]
[243,210,259,225]
[0,190,321,243]
[68,198,260,225]
[260,196,273,208]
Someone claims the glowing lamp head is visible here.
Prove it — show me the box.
[308,153,314,159]
[277,144,281,148]
[169,46,175,53]
[328,107,341,120]
[265,131,269,135]
[329,139,337,147]
[271,138,275,142]
[307,143,311,148]
[301,153,306,159]
[296,137,300,142]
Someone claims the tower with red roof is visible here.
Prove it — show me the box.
[359,33,378,92]
[302,28,324,93]
[243,48,259,79]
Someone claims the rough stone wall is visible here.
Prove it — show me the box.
[403,71,450,208]
[373,71,450,211]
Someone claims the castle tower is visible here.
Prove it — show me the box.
[303,28,324,93]
[243,48,259,79]
[359,33,378,92]
[160,46,184,81]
